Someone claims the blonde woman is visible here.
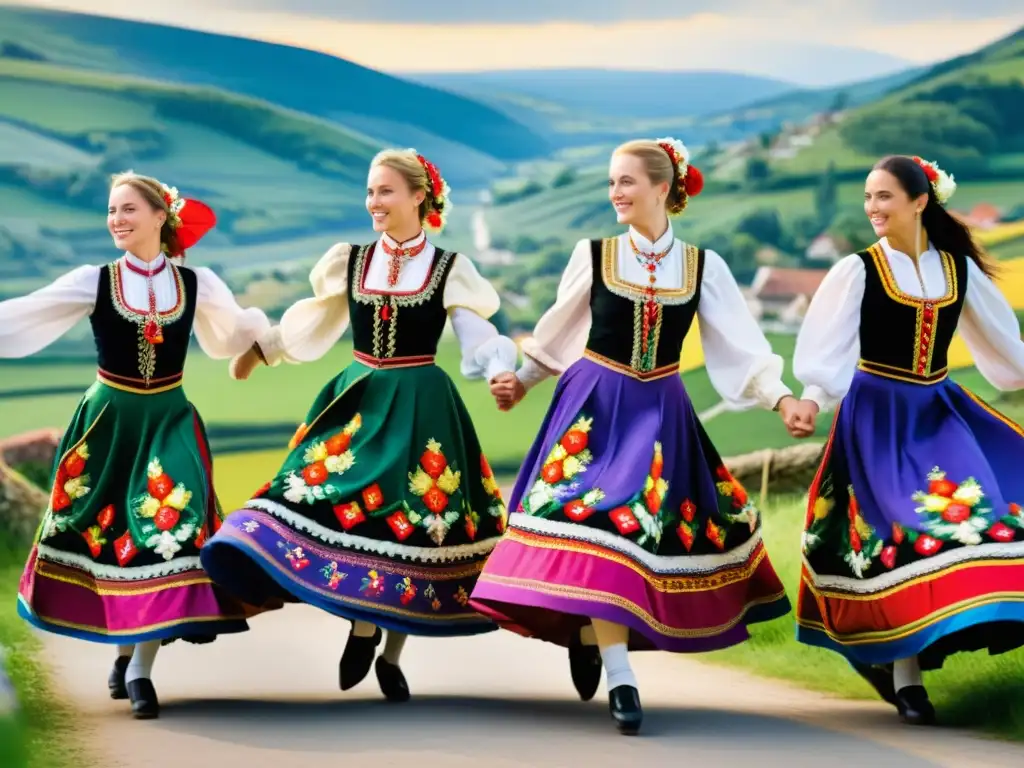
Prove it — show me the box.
[202,149,517,702]
[472,138,796,734]
[3,172,271,719]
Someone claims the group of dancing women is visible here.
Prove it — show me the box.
[4,137,1024,736]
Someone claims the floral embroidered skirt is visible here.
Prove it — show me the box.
[469,356,791,652]
[797,370,1024,669]
[17,379,251,644]
[200,360,507,636]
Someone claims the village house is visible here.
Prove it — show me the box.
[746,266,829,329]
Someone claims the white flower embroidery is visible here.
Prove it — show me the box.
[242,520,260,533]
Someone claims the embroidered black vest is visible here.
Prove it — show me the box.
[346,243,457,364]
[584,237,705,378]
[856,242,967,383]
[90,261,197,386]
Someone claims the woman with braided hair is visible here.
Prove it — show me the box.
[471,138,795,734]
[3,171,274,719]
[201,148,518,702]
[787,154,1024,726]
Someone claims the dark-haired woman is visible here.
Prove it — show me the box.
[2,172,272,718]
[788,155,1024,725]
[472,138,795,735]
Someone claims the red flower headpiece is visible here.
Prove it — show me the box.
[415,153,450,231]
[656,136,704,203]
[160,183,216,257]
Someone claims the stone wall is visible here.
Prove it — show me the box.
[0,429,59,545]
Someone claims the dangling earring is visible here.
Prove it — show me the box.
[914,209,923,261]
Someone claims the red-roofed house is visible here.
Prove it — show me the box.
[748,266,829,325]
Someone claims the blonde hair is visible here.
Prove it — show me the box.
[370,149,446,228]
[613,139,688,215]
[110,171,182,257]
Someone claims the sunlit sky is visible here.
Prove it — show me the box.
[8,0,1024,85]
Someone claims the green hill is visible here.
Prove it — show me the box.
[0,6,549,172]
[769,26,1024,178]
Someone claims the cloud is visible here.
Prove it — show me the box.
[7,0,1023,85]
[187,0,1024,24]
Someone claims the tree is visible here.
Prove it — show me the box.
[838,101,996,161]
[829,211,874,253]
[814,161,838,229]
[829,90,849,113]
[737,209,784,248]
[745,157,771,184]
[725,233,760,283]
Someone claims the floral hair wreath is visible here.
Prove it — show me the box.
[656,136,705,200]
[413,151,451,231]
[911,156,956,205]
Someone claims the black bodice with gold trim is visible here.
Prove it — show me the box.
[857,242,968,382]
[346,243,457,362]
[584,237,705,377]
[90,262,197,383]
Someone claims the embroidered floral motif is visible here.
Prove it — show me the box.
[51,442,92,515]
[288,422,308,450]
[279,543,310,570]
[563,489,607,523]
[360,570,385,598]
[524,415,595,513]
[714,465,759,532]
[454,586,469,606]
[395,576,417,605]
[322,561,347,589]
[480,453,508,532]
[125,458,199,561]
[912,467,998,546]
[282,415,362,505]
[82,525,107,558]
[407,438,462,544]
[242,520,260,533]
[842,488,885,577]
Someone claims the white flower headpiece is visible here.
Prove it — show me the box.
[160,183,186,228]
[655,136,690,176]
[912,156,957,205]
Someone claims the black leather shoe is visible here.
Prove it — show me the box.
[127,678,160,719]
[375,657,410,702]
[849,661,897,707]
[568,634,602,701]
[896,685,937,725]
[108,656,130,700]
[339,626,382,691]
[608,685,643,735]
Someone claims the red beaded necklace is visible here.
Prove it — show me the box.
[628,234,672,355]
[122,255,166,345]
[380,234,427,287]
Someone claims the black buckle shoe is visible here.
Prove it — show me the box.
[108,656,130,700]
[339,625,382,691]
[608,685,643,735]
[375,657,410,702]
[896,685,937,725]
[127,678,160,719]
[568,633,602,702]
[849,661,897,707]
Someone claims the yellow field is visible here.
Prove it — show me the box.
[978,221,1024,248]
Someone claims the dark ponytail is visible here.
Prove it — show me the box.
[873,155,995,278]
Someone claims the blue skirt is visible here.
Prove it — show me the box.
[796,369,1024,668]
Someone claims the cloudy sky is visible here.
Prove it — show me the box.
[10,0,1024,85]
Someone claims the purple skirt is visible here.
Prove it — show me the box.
[797,370,1024,668]
[470,355,790,652]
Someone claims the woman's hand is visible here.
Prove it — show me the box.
[229,345,263,381]
[490,371,526,412]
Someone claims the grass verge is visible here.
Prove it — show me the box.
[0,535,85,768]
[705,494,1024,740]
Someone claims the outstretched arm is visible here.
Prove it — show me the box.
[444,254,519,382]
[192,267,272,360]
[697,249,793,411]
[0,266,99,358]
[958,258,1024,391]
[232,243,353,379]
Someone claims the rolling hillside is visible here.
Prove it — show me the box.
[0,6,549,177]
[482,25,1024,251]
